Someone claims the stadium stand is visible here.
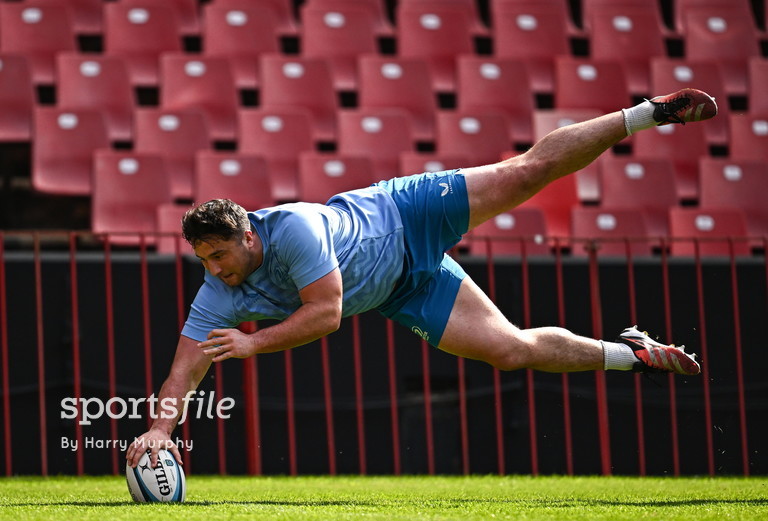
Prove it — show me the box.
[396,1,475,92]
[357,55,437,141]
[399,151,470,176]
[214,0,299,36]
[193,151,275,209]
[0,54,34,142]
[673,0,756,35]
[435,111,511,166]
[554,57,632,113]
[467,208,551,256]
[30,0,103,35]
[238,107,315,203]
[259,53,339,142]
[581,0,668,34]
[0,2,76,85]
[32,108,109,195]
[456,55,534,145]
[337,108,415,180]
[401,0,488,36]
[570,207,653,257]
[298,152,375,203]
[728,113,768,162]
[668,207,751,256]
[155,203,192,255]
[201,2,281,90]
[103,3,183,86]
[492,2,571,94]
[159,54,239,142]
[56,53,135,143]
[747,57,768,116]
[121,0,201,36]
[91,149,173,245]
[304,0,394,36]
[299,3,379,91]
[134,108,211,201]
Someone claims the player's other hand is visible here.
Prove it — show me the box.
[126,428,182,468]
[198,328,256,362]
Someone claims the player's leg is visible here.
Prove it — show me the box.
[438,276,700,375]
[461,89,717,230]
[437,276,604,372]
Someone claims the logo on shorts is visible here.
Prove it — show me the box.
[411,326,430,342]
[438,182,452,197]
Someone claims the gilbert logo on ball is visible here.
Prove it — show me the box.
[125,449,186,502]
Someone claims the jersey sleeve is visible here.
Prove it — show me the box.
[180,274,239,341]
[272,211,339,290]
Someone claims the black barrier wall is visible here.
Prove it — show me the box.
[0,252,766,476]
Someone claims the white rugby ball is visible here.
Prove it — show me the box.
[125,449,186,502]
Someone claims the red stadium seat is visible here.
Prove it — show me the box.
[194,151,275,210]
[491,0,580,36]
[673,0,755,35]
[103,3,183,86]
[587,4,666,96]
[300,3,379,91]
[399,151,470,176]
[599,156,679,237]
[0,54,34,142]
[56,53,134,142]
[30,0,103,34]
[156,203,192,255]
[238,107,315,203]
[683,7,761,96]
[32,107,109,195]
[134,108,211,201]
[214,0,299,36]
[298,152,376,203]
[121,0,200,36]
[631,122,709,202]
[518,174,580,239]
[396,2,474,92]
[554,57,632,113]
[357,55,437,141]
[456,55,534,145]
[698,157,768,238]
[401,0,488,36]
[492,2,571,94]
[668,207,751,256]
[435,111,512,166]
[571,207,653,257]
[650,58,730,145]
[468,208,551,256]
[727,114,768,162]
[259,54,339,142]
[337,108,415,180]
[747,57,768,116]
[159,54,239,142]
[201,3,280,90]
[0,3,76,84]
[581,0,667,34]
[304,0,394,36]
[91,149,173,246]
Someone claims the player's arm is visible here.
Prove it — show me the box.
[197,267,343,361]
[126,334,211,467]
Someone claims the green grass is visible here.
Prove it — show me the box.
[0,475,766,521]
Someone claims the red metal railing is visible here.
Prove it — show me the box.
[0,231,763,476]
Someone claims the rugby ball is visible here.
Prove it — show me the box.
[125,449,186,502]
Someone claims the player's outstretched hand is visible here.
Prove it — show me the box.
[126,428,182,468]
[198,328,257,362]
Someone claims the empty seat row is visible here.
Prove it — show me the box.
[1,1,765,93]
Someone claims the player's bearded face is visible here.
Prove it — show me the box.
[194,234,259,287]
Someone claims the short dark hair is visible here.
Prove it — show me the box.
[182,199,251,246]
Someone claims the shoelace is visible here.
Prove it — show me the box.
[649,95,692,125]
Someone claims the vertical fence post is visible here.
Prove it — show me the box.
[554,238,573,475]
[69,233,84,475]
[0,232,11,476]
[521,239,539,475]
[484,237,505,475]
[139,234,154,430]
[624,239,646,476]
[728,238,749,476]
[284,350,297,475]
[33,233,48,475]
[659,238,681,476]
[693,241,715,476]
[587,243,611,476]
[351,315,367,475]
[103,236,119,474]
[172,234,193,474]
[421,339,435,475]
[386,320,401,475]
[240,321,261,476]
[320,337,337,475]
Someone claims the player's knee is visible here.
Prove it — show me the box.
[487,333,535,371]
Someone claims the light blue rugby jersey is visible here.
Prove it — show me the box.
[181,186,405,342]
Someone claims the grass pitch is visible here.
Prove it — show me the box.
[0,475,766,521]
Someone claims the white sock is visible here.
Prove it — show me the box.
[601,340,639,371]
[621,100,658,136]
